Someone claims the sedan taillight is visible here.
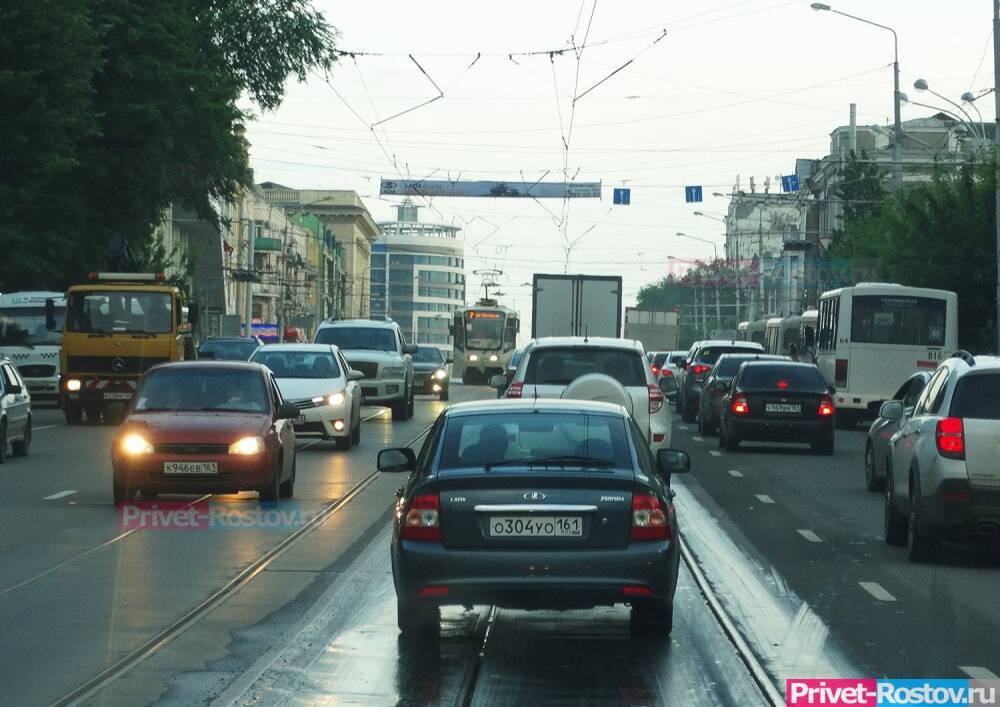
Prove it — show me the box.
[691,364,711,376]
[818,395,835,417]
[648,383,664,414]
[632,494,671,541]
[731,393,749,415]
[506,381,523,399]
[936,417,965,459]
[400,494,441,541]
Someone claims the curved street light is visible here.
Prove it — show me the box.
[675,232,719,260]
[914,78,985,142]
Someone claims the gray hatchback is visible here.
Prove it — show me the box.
[378,398,690,636]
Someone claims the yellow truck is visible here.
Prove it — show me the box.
[52,273,198,424]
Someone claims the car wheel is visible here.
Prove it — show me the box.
[259,454,282,502]
[279,456,296,499]
[64,403,83,426]
[681,399,696,424]
[811,438,834,455]
[390,396,408,421]
[864,443,884,492]
[407,383,415,417]
[397,598,440,635]
[697,410,705,435]
[717,423,726,448]
[85,405,102,424]
[335,431,354,450]
[724,429,740,452]
[883,469,907,546]
[906,477,937,563]
[630,599,674,636]
[702,410,716,436]
[0,422,7,464]
[113,476,134,506]
[351,414,361,445]
[12,416,30,457]
[439,388,449,401]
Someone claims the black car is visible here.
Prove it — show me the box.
[698,354,790,436]
[197,337,263,361]
[494,348,525,398]
[378,398,690,636]
[677,340,764,423]
[718,361,835,454]
[412,345,450,401]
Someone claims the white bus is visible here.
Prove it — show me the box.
[765,315,801,357]
[799,309,818,359]
[0,292,66,400]
[451,301,520,384]
[814,283,957,422]
[745,319,767,347]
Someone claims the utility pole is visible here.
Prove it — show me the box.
[244,201,255,336]
[995,0,1000,353]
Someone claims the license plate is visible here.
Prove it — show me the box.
[489,516,582,537]
[163,461,218,475]
[765,403,801,414]
[103,392,132,400]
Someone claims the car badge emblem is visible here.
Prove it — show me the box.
[111,357,126,372]
[523,491,546,501]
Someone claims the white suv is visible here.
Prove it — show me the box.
[883,350,1000,562]
[498,337,675,452]
[314,319,417,420]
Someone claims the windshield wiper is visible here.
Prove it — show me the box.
[484,455,615,472]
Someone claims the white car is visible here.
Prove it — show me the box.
[251,344,363,450]
[496,337,675,453]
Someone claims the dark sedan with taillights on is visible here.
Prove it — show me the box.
[110,361,299,505]
[378,398,690,636]
[698,353,790,436]
[718,360,836,454]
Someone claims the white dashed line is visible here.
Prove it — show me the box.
[960,666,999,680]
[708,450,721,457]
[797,529,822,543]
[44,490,77,500]
[859,581,897,602]
[754,494,775,504]
[692,436,704,442]
[677,425,689,431]
[728,469,743,478]
[34,424,65,431]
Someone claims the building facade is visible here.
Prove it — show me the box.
[371,201,465,351]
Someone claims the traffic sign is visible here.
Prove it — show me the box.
[684,186,703,203]
[781,174,799,193]
[613,187,631,205]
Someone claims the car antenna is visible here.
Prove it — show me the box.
[584,326,589,343]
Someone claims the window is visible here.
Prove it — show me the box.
[850,295,947,346]
[524,347,646,387]
[135,368,268,413]
[629,418,656,477]
[198,340,259,361]
[914,367,948,416]
[250,349,342,379]
[738,364,826,391]
[818,297,840,352]
[902,377,927,409]
[413,346,444,364]
[66,291,174,334]
[315,326,397,351]
[696,345,761,365]
[0,305,65,346]
[950,374,1000,420]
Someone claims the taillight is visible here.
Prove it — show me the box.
[818,395,834,417]
[631,494,671,541]
[936,417,965,459]
[691,364,711,376]
[651,366,659,376]
[400,494,441,541]
[835,358,848,387]
[506,381,523,399]
[731,393,749,415]
[776,380,789,389]
[648,383,664,414]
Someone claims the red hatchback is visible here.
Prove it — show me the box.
[111,362,299,505]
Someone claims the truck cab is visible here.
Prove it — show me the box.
[58,273,197,424]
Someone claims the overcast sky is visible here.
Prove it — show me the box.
[245,0,996,318]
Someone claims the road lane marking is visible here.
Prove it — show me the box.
[709,450,721,457]
[34,423,65,431]
[859,581,897,602]
[677,425,688,431]
[728,469,743,478]
[754,494,774,504]
[797,529,822,543]
[960,666,999,679]
[692,436,704,442]
[44,490,77,500]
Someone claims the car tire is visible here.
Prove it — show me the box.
[397,598,440,635]
[407,383,415,417]
[681,400,696,424]
[811,438,834,455]
[351,415,361,445]
[724,429,740,452]
[335,432,353,451]
[700,409,716,436]
[113,476,134,506]
[883,470,907,546]
[390,397,408,421]
[259,455,282,502]
[439,388,449,401]
[906,477,937,563]
[864,443,884,492]
[64,403,83,426]
[630,599,674,636]
[0,422,6,464]
[85,405,102,424]
[279,456,296,499]
[12,416,29,457]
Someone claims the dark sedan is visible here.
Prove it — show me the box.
[698,354,789,436]
[412,345,450,401]
[197,337,263,361]
[111,362,298,505]
[378,398,690,636]
[718,361,835,454]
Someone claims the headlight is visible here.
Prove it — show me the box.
[229,436,264,455]
[489,354,499,362]
[382,366,405,378]
[327,392,346,406]
[121,433,154,455]
[469,354,479,362]
[433,369,448,380]
[65,378,82,392]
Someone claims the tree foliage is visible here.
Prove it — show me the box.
[0,0,338,291]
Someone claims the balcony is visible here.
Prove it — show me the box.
[254,237,282,252]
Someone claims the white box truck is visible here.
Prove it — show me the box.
[623,308,679,351]
[531,274,622,339]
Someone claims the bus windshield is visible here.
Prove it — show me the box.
[0,306,65,346]
[850,295,947,347]
[464,310,504,349]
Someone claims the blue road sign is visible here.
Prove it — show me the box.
[684,185,703,203]
[781,174,799,193]
[613,187,631,205]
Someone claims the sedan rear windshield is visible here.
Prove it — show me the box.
[135,368,268,413]
[697,345,761,365]
[950,375,1000,420]
[739,365,826,391]
[714,356,758,377]
[251,350,341,379]
[438,412,632,471]
[651,353,668,367]
[198,340,258,361]
[523,347,646,387]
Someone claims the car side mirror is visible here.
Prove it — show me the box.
[446,356,453,364]
[45,298,57,331]
[187,301,199,325]
[378,447,416,473]
[879,400,904,421]
[658,376,678,399]
[276,403,299,420]
[347,369,364,381]
[404,343,418,355]
[827,385,836,395]
[6,383,22,395]
[657,449,690,480]
[489,374,507,389]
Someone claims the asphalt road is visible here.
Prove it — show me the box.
[3,389,995,706]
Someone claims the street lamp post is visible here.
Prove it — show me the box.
[811,3,902,189]
[913,79,986,150]
[674,232,719,260]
